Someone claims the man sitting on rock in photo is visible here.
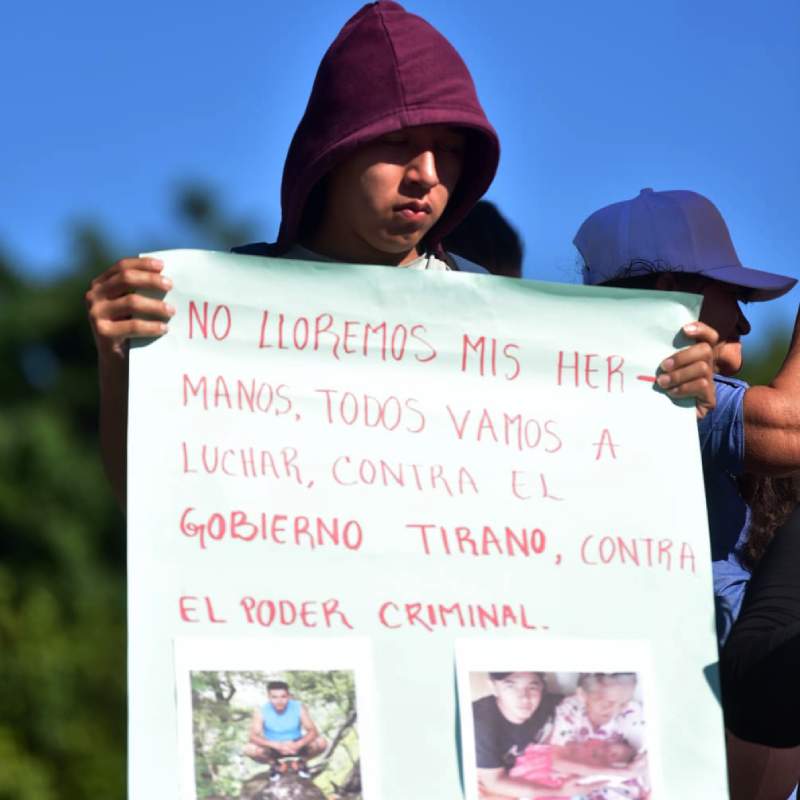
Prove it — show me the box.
[243,681,327,782]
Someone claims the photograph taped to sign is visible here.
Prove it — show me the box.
[174,637,378,800]
[456,639,664,800]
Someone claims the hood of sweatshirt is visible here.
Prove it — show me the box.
[273,0,500,253]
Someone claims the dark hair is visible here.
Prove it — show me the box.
[591,260,754,300]
[444,200,523,278]
[738,474,800,568]
[489,671,545,683]
[267,680,289,693]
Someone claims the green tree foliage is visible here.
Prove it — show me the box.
[0,189,257,800]
[739,323,794,388]
[191,671,360,799]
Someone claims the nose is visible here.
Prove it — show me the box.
[405,149,439,190]
[737,304,751,336]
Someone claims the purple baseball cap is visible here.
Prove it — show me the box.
[575,188,796,301]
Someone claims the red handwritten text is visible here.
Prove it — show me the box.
[331,456,479,496]
[378,601,545,632]
[408,523,546,557]
[240,597,354,629]
[179,507,363,552]
[557,352,625,391]
[259,310,436,363]
[182,373,293,414]
[580,535,696,573]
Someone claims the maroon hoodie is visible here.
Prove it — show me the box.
[235,1,499,258]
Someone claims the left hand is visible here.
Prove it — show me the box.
[656,321,718,420]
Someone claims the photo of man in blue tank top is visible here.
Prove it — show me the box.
[243,680,327,781]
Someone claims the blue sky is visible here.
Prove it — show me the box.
[2,0,799,352]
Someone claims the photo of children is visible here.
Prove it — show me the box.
[469,671,650,800]
[190,670,361,800]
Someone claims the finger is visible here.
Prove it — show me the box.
[682,321,719,346]
[657,359,711,390]
[659,341,713,373]
[666,376,714,403]
[90,268,173,301]
[93,294,176,323]
[109,257,164,277]
[92,257,165,288]
[94,317,169,340]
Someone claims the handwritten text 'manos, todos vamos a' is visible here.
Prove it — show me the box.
[187,300,630,386]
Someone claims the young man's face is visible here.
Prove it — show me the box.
[492,672,544,724]
[268,688,290,712]
[697,281,751,377]
[656,274,751,376]
[313,124,465,265]
[579,682,635,728]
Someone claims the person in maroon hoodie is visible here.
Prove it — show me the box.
[85,1,718,505]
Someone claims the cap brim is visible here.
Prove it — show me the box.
[699,265,797,302]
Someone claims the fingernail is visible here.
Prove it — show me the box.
[150,258,164,267]
[656,374,671,388]
[161,277,173,289]
[660,358,675,371]
[160,323,169,334]
[684,323,698,334]
[668,387,680,396]
[166,303,176,315]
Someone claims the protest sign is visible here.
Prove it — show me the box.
[128,249,727,799]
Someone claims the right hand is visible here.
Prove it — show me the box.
[85,257,174,362]
[656,321,718,420]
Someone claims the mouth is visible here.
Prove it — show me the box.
[394,201,432,222]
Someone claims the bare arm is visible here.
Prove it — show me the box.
[744,307,800,474]
[85,257,174,507]
[292,704,319,750]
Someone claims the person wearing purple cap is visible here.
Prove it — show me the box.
[575,187,799,645]
[576,188,800,799]
[85,6,716,509]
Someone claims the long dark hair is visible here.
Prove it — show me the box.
[738,474,800,569]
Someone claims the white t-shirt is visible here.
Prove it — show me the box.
[285,244,452,271]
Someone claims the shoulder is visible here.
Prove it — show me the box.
[697,374,748,471]
[446,252,489,274]
[714,374,749,395]
[472,694,498,718]
[231,242,285,257]
[472,695,504,730]
[711,375,749,417]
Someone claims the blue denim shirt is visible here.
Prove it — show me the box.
[697,375,751,646]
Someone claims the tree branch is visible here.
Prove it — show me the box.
[308,710,357,777]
